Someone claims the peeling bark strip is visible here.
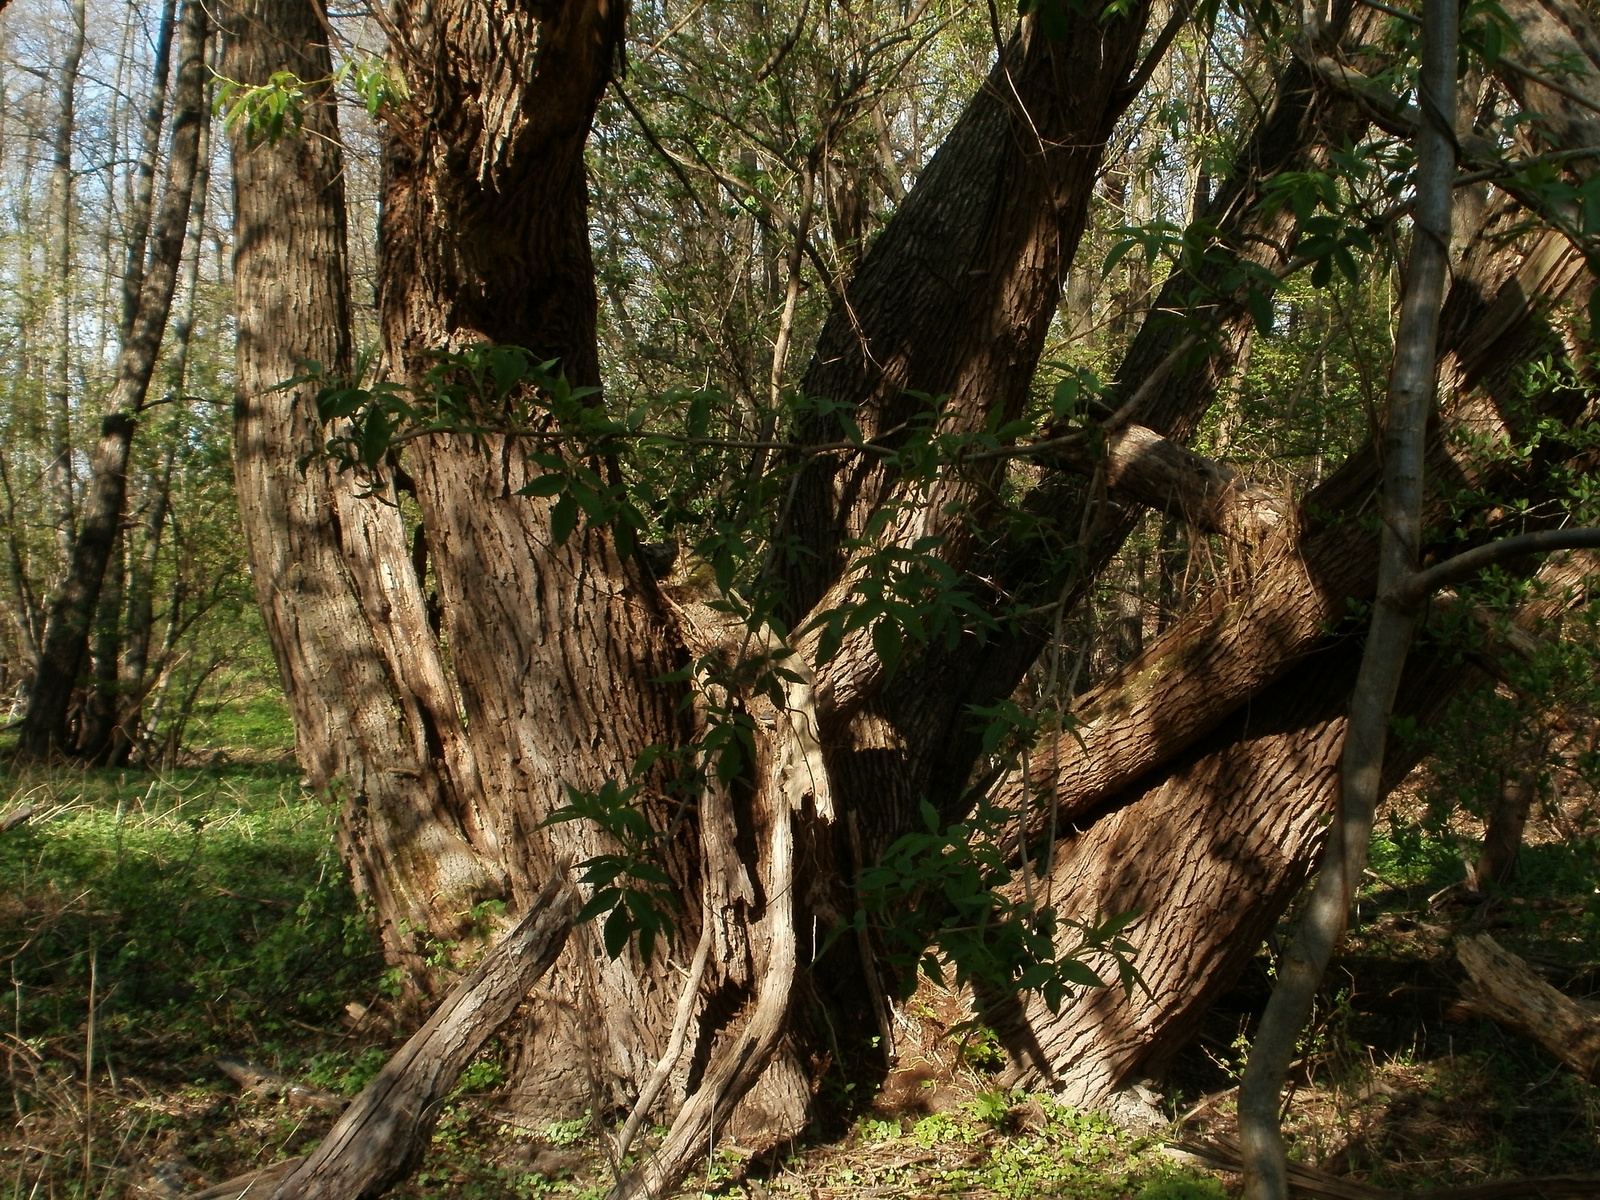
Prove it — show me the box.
[1457,934,1600,1080]
[270,875,578,1200]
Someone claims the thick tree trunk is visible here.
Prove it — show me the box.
[781,4,1155,620]
[993,637,1464,1100]
[19,0,209,758]
[995,552,1594,1104]
[986,176,1599,1095]
[813,9,1378,857]
[222,0,504,972]
[1002,213,1592,850]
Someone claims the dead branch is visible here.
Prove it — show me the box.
[265,871,578,1200]
[1456,933,1600,1080]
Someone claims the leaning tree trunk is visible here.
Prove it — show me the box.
[793,2,1385,873]
[987,187,1600,1102]
[20,0,208,759]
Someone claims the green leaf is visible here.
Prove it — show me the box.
[576,889,621,925]
[549,495,579,544]
[603,905,632,959]
[1246,287,1274,336]
[872,619,904,676]
[1057,959,1104,988]
[517,473,569,498]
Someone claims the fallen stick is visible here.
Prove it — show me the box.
[1,803,37,832]
[255,871,578,1200]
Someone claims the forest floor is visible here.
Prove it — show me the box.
[2,755,1598,1200]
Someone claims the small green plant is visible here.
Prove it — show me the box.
[968,1088,1011,1128]
[455,1056,507,1096]
[857,1116,901,1143]
[542,1114,590,1148]
[1137,1176,1230,1200]
[960,1025,1006,1072]
[306,1045,390,1096]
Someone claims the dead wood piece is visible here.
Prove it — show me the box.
[268,871,578,1200]
[1456,932,1600,1080]
[0,803,37,832]
[185,1158,303,1199]
[215,1057,344,1110]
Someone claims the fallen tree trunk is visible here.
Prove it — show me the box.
[1456,933,1600,1080]
[269,874,578,1200]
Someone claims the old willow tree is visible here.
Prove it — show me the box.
[224,0,1599,1191]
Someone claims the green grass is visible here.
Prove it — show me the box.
[1,761,382,1074]
[188,691,298,756]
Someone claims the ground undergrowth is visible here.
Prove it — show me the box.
[2,761,1597,1199]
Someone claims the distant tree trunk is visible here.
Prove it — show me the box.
[112,80,213,768]
[45,0,87,565]
[120,0,178,344]
[111,450,171,765]
[76,528,123,758]
[1473,763,1540,888]
[19,0,209,759]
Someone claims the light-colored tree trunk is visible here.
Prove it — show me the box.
[1238,0,1458,1182]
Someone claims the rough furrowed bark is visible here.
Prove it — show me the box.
[375,0,702,1123]
[372,0,837,1175]
[224,0,502,972]
[269,875,580,1200]
[1000,211,1595,852]
[985,183,1600,1104]
[992,553,1594,1103]
[991,638,1455,1100]
[807,13,1383,856]
[780,3,1156,626]
[19,0,209,759]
